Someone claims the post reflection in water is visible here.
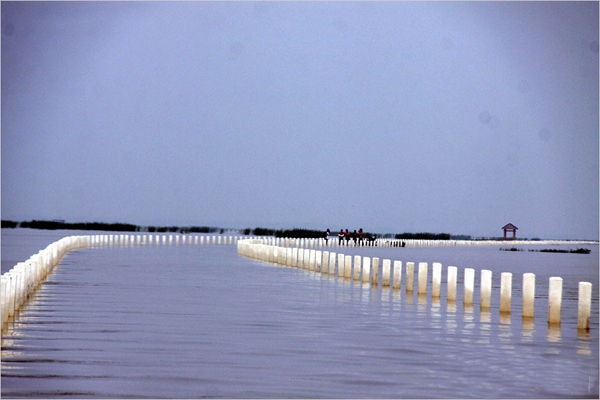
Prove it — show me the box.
[391,285,402,304]
[480,310,491,324]
[431,297,442,331]
[547,324,562,353]
[447,300,457,314]
[0,336,23,370]
[417,293,427,313]
[578,329,590,340]
[577,332,592,356]
[445,300,457,344]
[405,290,414,305]
[461,304,474,344]
[478,310,491,345]
[381,286,392,317]
[547,325,561,342]
[521,317,535,343]
[499,313,515,352]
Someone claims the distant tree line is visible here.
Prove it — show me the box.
[147,226,219,233]
[451,234,472,240]
[2,220,138,231]
[243,229,478,240]
[1,219,220,234]
[243,228,384,239]
[1,220,19,228]
[242,227,327,238]
[395,232,452,240]
[3,220,573,242]
[501,247,591,254]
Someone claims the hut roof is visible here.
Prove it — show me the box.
[502,223,518,230]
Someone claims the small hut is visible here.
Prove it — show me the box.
[502,223,518,240]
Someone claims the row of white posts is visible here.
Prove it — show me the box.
[2,234,595,333]
[1,233,247,332]
[276,237,598,248]
[1,236,88,330]
[87,233,242,246]
[237,239,594,330]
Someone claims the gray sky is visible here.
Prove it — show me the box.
[2,1,598,240]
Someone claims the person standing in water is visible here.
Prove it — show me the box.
[325,229,330,245]
[338,229,344,244]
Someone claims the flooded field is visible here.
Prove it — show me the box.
[1,229,598,398]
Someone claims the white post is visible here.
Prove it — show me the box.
[480,269,492,310]
[432,262,442,297]
[322,251,329,274]
[1,276,8,326]
[418,262,428,294]
[291,248,298,268]
[500,272,512,314]
[338,254,345,277]
[363,257,371,283]
[392,261,402,289]
[13,264,27,308]
[548,277,563,325]
[298,248,304,268]
[382,259,391,287]
[448,266,457,302]
[406,262,415,292]
[309,250,316,271]
[464,268,475,305]
[279,247,286,265]
[372,258,380,286]
[315,250,322,272]
[522,273,535,318]
[344,255,352,279]
[4,274,16,317]
[578,282,592,330]
[273,246,278,263]
[328,252,336,275]
[353,256,361,281]
[268,246,275,263]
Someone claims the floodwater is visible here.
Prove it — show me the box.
[1,229,598,398]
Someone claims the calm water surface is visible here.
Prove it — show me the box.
[1,229,598,398]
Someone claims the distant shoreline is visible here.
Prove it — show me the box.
[1,219,223,234]
[500,247,593,254]
[1,219,597,243]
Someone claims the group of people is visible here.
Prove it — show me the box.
[324,228,375,245]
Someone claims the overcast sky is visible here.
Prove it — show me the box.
[2,1,598,239]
